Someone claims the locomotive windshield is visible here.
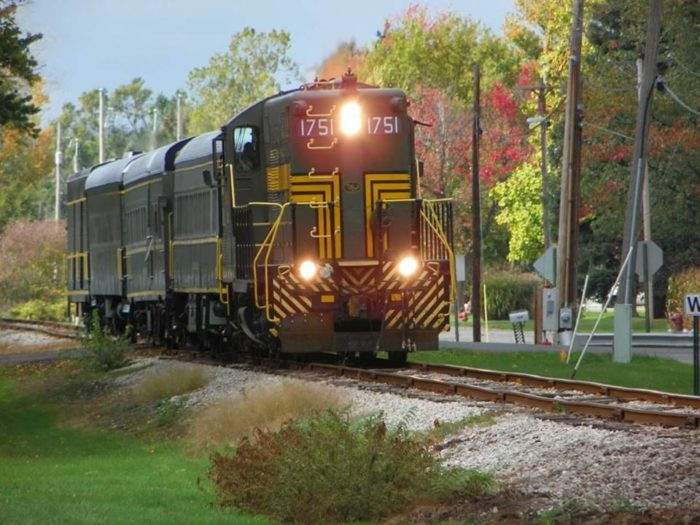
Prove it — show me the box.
[233,126,259,172]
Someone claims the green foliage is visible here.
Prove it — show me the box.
[491,163,544,263]
[187,27,301,134]
[361,6,520,101]
[667,267,700,330]
[0,2,42,134]
[209,409,493,523]
[8,296,67,321]
[78,311,130,371]
[0,219,66,314]
[483,271,539,320]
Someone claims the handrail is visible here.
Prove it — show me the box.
[216,237,229,310]
[421,200,456,306]
[307,137,338,150]
[306,104,336,117]
[252,202,289,322]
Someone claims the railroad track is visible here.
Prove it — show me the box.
[292,360,700,429]
[3,318,699,428]
[0,317,80,340]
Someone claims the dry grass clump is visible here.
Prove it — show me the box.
[188,382,346,452]
[131,363,211,403]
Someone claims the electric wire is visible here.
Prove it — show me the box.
[581,121,634,141]
[659,78,700,117]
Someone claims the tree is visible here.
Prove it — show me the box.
[0,81,53,231]
[187,27,301,134]
[491,163,544,262]
[0,1,42,135]
[361,5,521,103]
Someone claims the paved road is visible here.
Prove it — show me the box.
[440,327,696,365]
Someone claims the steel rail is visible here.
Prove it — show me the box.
[408,361,700,410]
[0,318,80,340]
[300,362,699,429]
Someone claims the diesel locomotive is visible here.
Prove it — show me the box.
[66,71,455,363]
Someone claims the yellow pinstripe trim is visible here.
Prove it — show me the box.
[127,291,163,298]
[122,178,159,194]
[173,288,220,294]
[66,197,86,206]
[172,236,218,246]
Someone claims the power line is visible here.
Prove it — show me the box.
[659,78,700,117]
[668,54,700,79]
[581,121,634,141]
[582,76,635,93]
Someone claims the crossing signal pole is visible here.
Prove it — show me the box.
[471,64,482,343]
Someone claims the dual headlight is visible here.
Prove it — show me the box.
[298,256,419,281]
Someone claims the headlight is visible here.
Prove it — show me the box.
[298,260,318,281]
[340,101,362,135]
[397,256,419,277]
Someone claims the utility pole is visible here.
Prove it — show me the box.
[556,0,584,320]
[521,83,554,248]
[176,92,183,141]
[54,121,62,221]
[616,0,663,361]
[72,138,79,173]
[98,88,105,163]
[471,64,482,342]
[152,107,159,149]
[637,58,654,332]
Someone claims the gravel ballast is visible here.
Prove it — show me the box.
[124,357,700,513]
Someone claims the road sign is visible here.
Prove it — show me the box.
[635,240,663,282]
[533,246,556,284]
[684,294,700,316]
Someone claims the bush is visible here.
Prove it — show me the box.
[208,410,494,523]
[78,311,130,371]
[8,296,68,321]
[482,271,539,320]
[0,219,66,316]
[667,267,700,330]
[132,363,210,403]
[189,382,346,452]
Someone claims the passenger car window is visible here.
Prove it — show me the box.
[233,127,259,173]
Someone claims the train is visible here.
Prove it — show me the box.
[66,71,455,364]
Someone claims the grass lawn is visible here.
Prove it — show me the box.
[0,365,274,525]
[410,350,695,395]
[456,310,670,333]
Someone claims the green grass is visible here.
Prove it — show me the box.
[456,310,669,333]
[410,350,695,395]
[0,375,275,525]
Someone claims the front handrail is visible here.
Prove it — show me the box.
[251,202,289,322]
[421,200,456,306]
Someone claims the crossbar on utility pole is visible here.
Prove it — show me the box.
[471,64,482,343]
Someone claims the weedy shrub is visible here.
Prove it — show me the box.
[132,363,210,403]
[208,410,494,524]
[78,310,130,371]
[483,270,539,320]
[188,382,346,452]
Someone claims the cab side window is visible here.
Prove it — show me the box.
[233,127,259,173]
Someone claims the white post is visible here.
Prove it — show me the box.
[176,92,183,140]
[54,121,62,221]
[98,88,105,163]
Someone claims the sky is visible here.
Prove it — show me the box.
[17,0,515,123]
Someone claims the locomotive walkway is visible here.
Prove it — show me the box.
[439,326,695,365]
